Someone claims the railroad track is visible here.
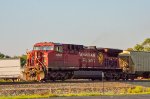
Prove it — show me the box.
[0,79,149,96]
[0,80,150,85]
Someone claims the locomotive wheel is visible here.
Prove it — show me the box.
[37,71,45,81]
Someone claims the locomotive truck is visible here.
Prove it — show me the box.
[23,42,136,81]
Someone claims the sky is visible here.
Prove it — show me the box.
[0,0,150,56]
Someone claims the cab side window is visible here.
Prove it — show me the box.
[55,46,63,53]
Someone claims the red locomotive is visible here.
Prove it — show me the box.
[23,42,128,81]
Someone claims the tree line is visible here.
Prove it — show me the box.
[127,38,150,51]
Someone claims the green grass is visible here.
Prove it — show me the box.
[1,92,150,99]
[0,94,57,99]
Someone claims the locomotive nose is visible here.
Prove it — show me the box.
[34,51,44,64]
[35,51,42,59]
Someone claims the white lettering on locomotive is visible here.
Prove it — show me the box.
[56,53,63,57]
[79,52,96,58]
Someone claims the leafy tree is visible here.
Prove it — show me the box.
[134,44,144,51]
[142,38,150,51]
[5,55,11,58]
[126,48,134,51]
[134,38,150,51]
[0,53,5,58]
[20,55,27,67]
[142,38,150,46]
[0,52,11,58]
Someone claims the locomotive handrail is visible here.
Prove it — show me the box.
[36,57,45,67]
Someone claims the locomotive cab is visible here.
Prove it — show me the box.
[23,42,56,81]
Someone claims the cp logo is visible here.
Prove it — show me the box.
[98,52,104,65]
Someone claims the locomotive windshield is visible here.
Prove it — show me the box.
[33,46,54,50]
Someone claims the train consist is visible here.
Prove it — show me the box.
[22,42,150,81]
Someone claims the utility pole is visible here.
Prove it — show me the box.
[102,71,104,95]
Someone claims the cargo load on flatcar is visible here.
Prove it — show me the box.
[0,58,21,81]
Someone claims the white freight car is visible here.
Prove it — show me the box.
[0,58,21,80]
[119,51,150,78]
